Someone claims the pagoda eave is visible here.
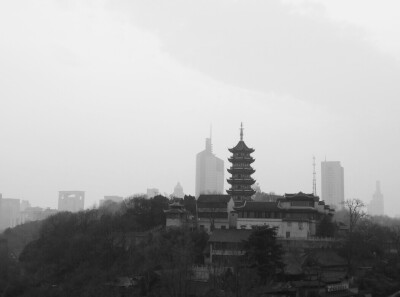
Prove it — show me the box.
[227,168,256,174]
[227,179,256,185]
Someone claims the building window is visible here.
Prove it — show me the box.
[287,222,292,227]
[221,225,226,229]
[286,231,290,238]
[298,222,303,230]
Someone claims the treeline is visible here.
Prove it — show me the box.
[0,195,201,297]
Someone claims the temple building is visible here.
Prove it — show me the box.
[164,201,192,228]
[226,123,256,205]
[233,192,334,238]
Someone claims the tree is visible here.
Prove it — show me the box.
[341,199,367,274]
[343,198,366,233]
[316,215,336,237]
[243,226,284,285]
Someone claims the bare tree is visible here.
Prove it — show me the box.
[342,198,367,274]
[343,198,366,233]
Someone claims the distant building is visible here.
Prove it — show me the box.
[368,181,384,216]
[146,188,159,199]
[227,123,256,205]
[58,191,85,212]
[0,194,21,230]
[195,137,224,198]
[321,161,344,209]
[172,182,184,198]
[99,195,124,206]
[21,207,58,223]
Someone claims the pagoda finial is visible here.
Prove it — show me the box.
[240,122,243,141]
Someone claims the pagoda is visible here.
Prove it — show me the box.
[226,123,256,205]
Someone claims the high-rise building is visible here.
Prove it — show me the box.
[227,123,256,205]
[58,191,85,212]
[0,194,21,231]
[195,137,224,198]
[321,161,344,209]
[172,182,184,198]
[368,181,384,216]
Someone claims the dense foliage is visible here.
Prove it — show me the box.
[0,195,210,297]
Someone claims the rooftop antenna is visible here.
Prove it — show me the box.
[313,156,317,196]
[240,122,244,141]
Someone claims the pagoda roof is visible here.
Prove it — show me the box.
[282,192,319,202]
[233,201,280,211]
[197,194,232,208]
[228,140,255,153]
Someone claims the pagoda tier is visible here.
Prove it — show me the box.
[227,178,256,185]
[226,123,256,205]
[228,157,255,164]
[227,168,255,175]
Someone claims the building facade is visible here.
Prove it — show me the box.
[0,194,21,231]
[368,181,384,216]
[58,191,85,212]
[197,194,235,232]
[233,192,334,239]
[226,123,256,205]
[195,138,224,198]
[321,161,344,209]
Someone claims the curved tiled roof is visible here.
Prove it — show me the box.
[228,140,255,153]
[233,201,280,211]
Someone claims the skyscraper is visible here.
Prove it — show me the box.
[195,137,224,198]
[321,161,344,209]
[368,181,384,216]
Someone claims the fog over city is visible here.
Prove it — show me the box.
[1,0,399,215]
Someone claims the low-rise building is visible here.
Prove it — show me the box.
[234,192,334,239]
[197,195,235,232]
[164,201,192,228]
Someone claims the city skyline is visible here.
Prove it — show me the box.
[0,1,399,215]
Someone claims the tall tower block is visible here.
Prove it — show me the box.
[195,135,224,197]
[321,161,344,209]
[227,123,256,205]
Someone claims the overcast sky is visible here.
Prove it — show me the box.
[1,0,399,215]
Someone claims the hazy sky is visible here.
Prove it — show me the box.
[1,0,399,215]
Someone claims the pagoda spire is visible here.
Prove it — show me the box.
[240,122,243,141]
